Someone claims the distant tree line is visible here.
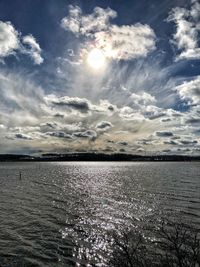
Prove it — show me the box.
[0,153,200,162]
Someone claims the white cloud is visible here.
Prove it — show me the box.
[61,5,81,34]
[175,76,200,105]
[61,5,117,36]
[61,5,156,60]
[119,106,146,121]
[0,21,19,58]
[98,100,117,112]
[22,35,43,65]
[0,21,43,64]
[168,0,200,60]
[130,92,156,106]
[95,24,155,60]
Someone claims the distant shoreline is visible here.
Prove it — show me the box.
[0,153,200,162]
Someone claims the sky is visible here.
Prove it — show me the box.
[0,0,200,155]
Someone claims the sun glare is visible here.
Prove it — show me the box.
[87,48,106,70]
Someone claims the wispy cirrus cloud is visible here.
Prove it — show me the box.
[1,65,199,155]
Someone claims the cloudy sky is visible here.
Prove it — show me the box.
[0,0,200,155]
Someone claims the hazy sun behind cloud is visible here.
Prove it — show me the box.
[87,48,106,70]
[61,5,156,63]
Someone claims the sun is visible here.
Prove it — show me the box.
[87,48,106,70]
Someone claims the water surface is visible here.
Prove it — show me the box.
[0,162,199,266]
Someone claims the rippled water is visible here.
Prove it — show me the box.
[0,162,199,266]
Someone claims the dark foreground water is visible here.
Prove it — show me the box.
[0,162,199,266]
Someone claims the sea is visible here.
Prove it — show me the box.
[0,162,199,266]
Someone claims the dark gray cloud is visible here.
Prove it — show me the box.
[45,95,91,113]
[15,133,33,140]
[148,112,166,120]
[186,117,200,124]
[6,133,33,140]
[177,148,191,152]
[96,121,113,131]
[180,139,198,145]
[161,118,172,122]
[54,113,65,118]
[73,130,97,141]
[137,138,154,145]
[53,97,90,112]
[43,122,57,129]
[163,140,179,145]
[46,131,72,139]
[108,105,115,111]
[156,131,174,137]
[117,141,128,146]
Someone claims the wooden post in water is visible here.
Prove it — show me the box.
[19,171,22,180]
